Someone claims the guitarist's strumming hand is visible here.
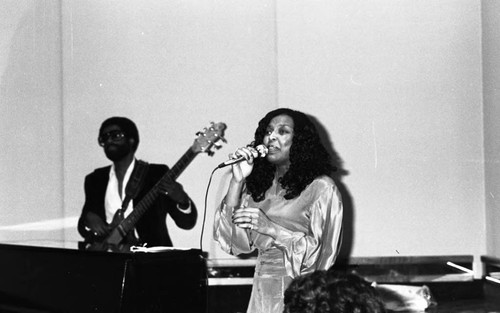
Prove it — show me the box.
[159,177,191,211]
[84,211,110,237]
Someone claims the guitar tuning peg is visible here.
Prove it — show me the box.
[214,142,223,149]
[207,151,215,157]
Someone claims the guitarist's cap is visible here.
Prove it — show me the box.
[100,116,140,151]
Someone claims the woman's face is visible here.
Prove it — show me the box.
[263,114,294,167]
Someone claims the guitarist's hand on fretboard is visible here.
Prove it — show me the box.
[159,177,190,206]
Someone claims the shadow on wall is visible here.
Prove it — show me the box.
[308,115,353,261]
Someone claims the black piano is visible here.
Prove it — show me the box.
[0,241,207,313]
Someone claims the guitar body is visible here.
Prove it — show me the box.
[84,210,140,250]
[104,209,141,246]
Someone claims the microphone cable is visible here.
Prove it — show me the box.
[199,166,219,252]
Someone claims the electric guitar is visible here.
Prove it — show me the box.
[102,122,227,246]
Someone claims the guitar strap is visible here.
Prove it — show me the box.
[120,159,150,214]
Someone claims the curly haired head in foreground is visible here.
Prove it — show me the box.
[284,271,386,313]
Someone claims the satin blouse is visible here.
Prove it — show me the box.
[213,175,343,313]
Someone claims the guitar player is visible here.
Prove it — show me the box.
[77,116,197,248]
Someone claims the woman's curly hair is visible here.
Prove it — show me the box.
[326,271,386,313]
[246,108,334,201]
[284,271,386,313]
[284,271,332,313]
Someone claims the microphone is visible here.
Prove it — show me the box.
[217,144,268,168]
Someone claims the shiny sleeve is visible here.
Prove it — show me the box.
[272,183,343,278]
[213,196,255,256]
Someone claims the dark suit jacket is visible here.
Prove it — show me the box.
[77,161,197,247]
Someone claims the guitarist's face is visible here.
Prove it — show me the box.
[100,125,135,162]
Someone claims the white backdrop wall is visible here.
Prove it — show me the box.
[0,0,491,270]
[0,0,64,241]
[275,1,484,260]
[483,0,500,257]
[60,0,278,257]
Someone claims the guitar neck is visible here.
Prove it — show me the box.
[119,147,197,234]
[165,147,197,181]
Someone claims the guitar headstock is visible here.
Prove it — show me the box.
[192,122,227,156]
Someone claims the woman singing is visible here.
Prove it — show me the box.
[214,108,343,313]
